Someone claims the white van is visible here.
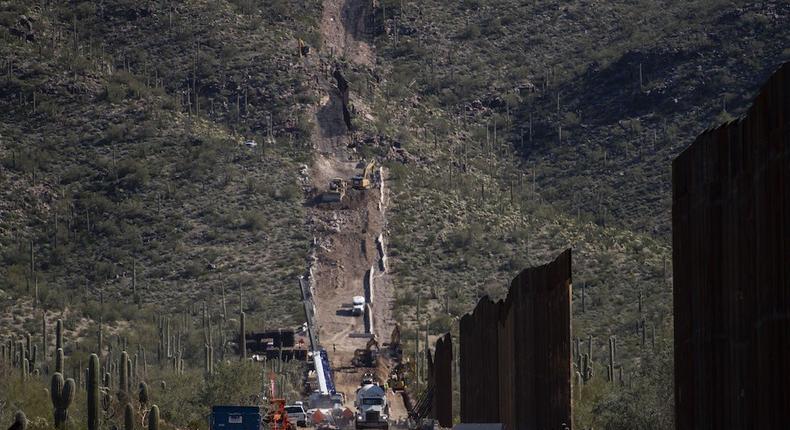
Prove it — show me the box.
[352,296,365,316]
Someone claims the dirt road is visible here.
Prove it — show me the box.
[304,0,406,422]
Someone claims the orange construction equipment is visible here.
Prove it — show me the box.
[312,409,326,425]
[267,398,295,430]
[266,377,295,430]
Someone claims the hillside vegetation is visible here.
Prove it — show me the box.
[1,1,320,427]
[1,1,323,324]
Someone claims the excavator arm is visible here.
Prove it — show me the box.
[353,160,377,190]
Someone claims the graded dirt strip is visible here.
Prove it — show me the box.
[304,0,404,420]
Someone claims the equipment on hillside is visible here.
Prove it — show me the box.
[352,160,376,190]
[352,337,380,367]
[298,39,309,57]
[321,178,347,204]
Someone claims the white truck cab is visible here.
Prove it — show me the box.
[352,296,365,316]
[355,380,389,429]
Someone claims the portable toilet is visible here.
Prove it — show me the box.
[210,406,261,430]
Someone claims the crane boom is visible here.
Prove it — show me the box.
[299,275,337,397]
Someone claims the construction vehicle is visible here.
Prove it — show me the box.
[267,398,296,430]
[299,276,345,426]
[306,350,346,428]
[285,403,308,427]
[265,376,296,430]
[352,337,380,367]
[387,362,409,392]
[352,295,365,316]
[298,38,309,57]
[352,160,376,190]
[320,178,347,204]
[354,374,389,429]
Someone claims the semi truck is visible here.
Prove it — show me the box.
[354,375,389,429]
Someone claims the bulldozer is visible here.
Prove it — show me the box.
[352,160,376,190]
[352,337,380,368]
[320,178,347,204]
[387,360,413,392]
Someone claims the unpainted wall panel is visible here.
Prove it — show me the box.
[460,249,573,429]
[672,62,789,428]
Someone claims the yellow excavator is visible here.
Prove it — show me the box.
[352,160,376,190]
[297,38,309,57]
[352,336,380,367]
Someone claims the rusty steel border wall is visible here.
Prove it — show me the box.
[460,249,573,429]
[431,333,453,428]
[410,333,453,427]
[672,62,789,428]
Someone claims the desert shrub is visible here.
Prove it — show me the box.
[240,211,267,231]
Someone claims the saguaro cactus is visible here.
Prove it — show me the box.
[581,283,586,312]
[18,340,26,365]
[124,403,135,430]
[138,381,149,407]
[56,319,63,351]
[13,411,27,430]
[608,336,616,384]
[26,333,31,361]
[87,354,100,430]
[119,351,129,400]
[148,405,160,430]
[97,320,103,356]
[581,353,593,383]
[204,344,210,374]
[51,373,75,428]
[127,356,133,388]
[141,347,147,378]
[55,348,64,374]
[42,312,47,360]
[239,311,246,360]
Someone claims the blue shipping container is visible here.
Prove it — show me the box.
[211,406,261,430]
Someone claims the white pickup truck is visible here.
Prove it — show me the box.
[352,296,365,316]
[285,403,308,427]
